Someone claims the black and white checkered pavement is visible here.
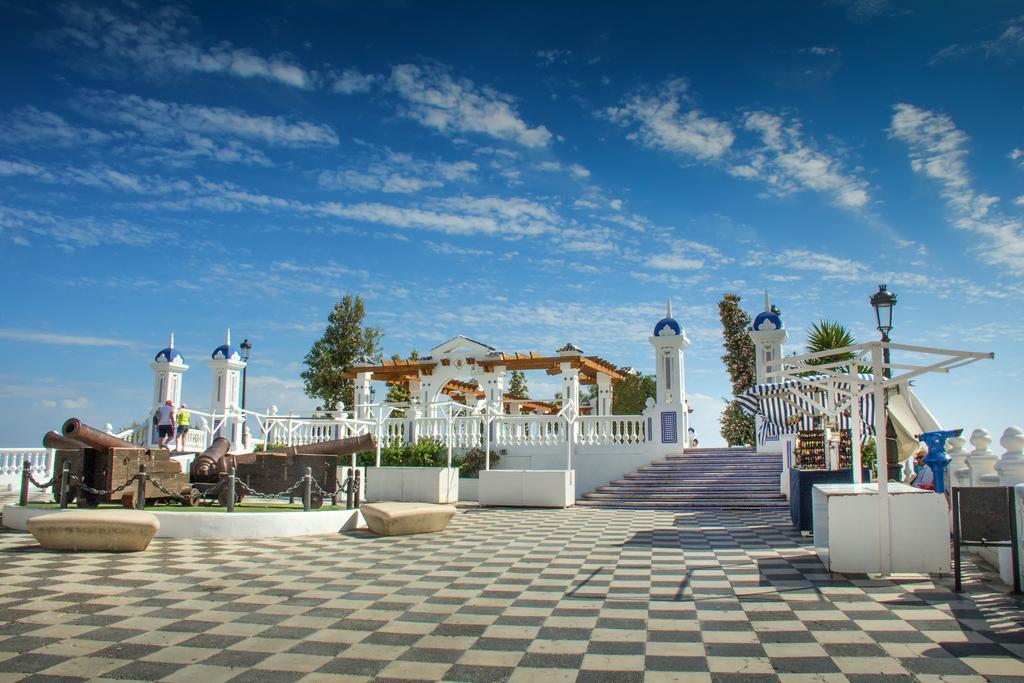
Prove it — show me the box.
[0,506,1022,681]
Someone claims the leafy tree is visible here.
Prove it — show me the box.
[384,350,419,407]
[507,370,529,399]
[612,373,657,415]
[806,320,856,367]
[301,295,383,411]
[718,293,756,446]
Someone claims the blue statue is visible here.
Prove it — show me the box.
[918,429,963,494]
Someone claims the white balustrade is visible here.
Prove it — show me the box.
[0,448,52,491]
[969,428,1002,486]
[995,427,1024,486]
[496,415,564,447]
[383,418,407,447]
[947,435,970,487]
[577,415,648,446]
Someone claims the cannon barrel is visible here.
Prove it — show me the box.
[61,418,136,453]
[189,437,232,484]
[284,433,375,457]
[43,430,89,451]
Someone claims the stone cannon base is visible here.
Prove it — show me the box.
[27,510,159,552]
[361,502,456,536]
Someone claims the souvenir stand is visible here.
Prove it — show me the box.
[740,341,992,574]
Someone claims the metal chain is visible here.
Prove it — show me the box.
[68,473,135,497]
[146,476,188,501]
[235,477,308,500]
[27,473,55,490]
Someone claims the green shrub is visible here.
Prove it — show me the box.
[455,447,499,478]
[349,439,448,467]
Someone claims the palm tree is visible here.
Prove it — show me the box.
[805,320,856,368]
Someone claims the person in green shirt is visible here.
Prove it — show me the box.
[175,404,191,451]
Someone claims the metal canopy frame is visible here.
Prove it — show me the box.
[761,340,993,575]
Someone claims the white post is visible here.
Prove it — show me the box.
[872,344,892,576]
[967,428,999,485]
[996,427,1024,486]
[446,405,454,469]
[850,363,862,484]
[565,412,573,471]
[375,408,383,467]
[947,435,970,487]
[484,408,491,471]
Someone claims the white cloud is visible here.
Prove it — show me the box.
[1011,148,1023,169]
[0,106,115,147]
[318,152,477,194]
[0,328,133,347]
[731,111,870,209]
[647,254,704,270]
[0,159,193,195]
[537,161,591,178]
[61,397,90,410]
[889,103,1024,272]
[609,199,623,210]
[75,90,338,148]
[801,46,839,56]
[47,3,314,88]
[827,0,891,22]
[748,248,870,281]
[536,49,573,65]
[333,68,379,94]
[606,79,734,160]
[930,15,1024,65]
[388,64,552,148]
[0,205,162,249]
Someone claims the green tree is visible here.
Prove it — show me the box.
[805,320,857,367]
[612,373,657,415]
[507,370,529,399]
[384,350,419,406]
[718,293,756,446]
[301,295,383,411]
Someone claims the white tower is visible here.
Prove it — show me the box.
[748,292,788,452]
[149,333,188,444]
[209,329,247,451]
[649,299,690,447]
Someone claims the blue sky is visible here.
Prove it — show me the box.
[1,0,1022,446]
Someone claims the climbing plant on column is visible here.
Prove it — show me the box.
[718,293,756,446]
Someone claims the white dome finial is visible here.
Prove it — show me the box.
[226,328,231,346]
[666,297,673,319]
[169,331,174,348]
[764,291,770,312]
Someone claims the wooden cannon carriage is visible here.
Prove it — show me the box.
[190,434,374,508]
[47,419,195,508]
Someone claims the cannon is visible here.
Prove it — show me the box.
[188,433,376,508]
[49,418,195,508]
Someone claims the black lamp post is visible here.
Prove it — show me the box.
[239,338,252,410]
[869,285,898,479]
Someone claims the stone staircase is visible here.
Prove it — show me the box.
[578,447,787,509]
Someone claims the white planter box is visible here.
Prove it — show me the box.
[365,467,459,504]
[479,469,575,508]
[812,482,949,574]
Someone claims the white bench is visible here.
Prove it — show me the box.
[27,510,159,552]
[361,502,456,536]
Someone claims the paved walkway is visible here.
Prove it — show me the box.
[0,506,1021,682]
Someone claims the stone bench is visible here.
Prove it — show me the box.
[361,502,456,536]
[27,510,160,552]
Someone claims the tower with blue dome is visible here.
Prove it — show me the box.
[748,292,789,452]
[649,299,690,447]
[150,332,188,410]
[209,328,247,451]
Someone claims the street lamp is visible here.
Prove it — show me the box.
[239,338,252,410]
[869,285,898,479]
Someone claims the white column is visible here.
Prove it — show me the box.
[996,427,1024,486]
[967,428,999,485]
[596,373,612,416]
[354,372,372,421]
[947,435,970,487]
[561,366,580,411]
[850,363,862,484]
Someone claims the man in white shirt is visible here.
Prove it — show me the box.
[156,400,176,448]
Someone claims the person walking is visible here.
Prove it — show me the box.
[175,403,191,451]
[156,399,175,449]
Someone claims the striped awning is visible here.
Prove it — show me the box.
[736,374,877,445]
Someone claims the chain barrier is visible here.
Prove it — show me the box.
[146,476,188,502]
[236,477,307,500]
[26,472,55,490]
[68,473,136,497]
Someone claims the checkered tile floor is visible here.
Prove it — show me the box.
[0,506,1022,682]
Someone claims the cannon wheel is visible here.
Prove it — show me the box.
[120,493,135,508]
[310,493,324,510]
[76,495,100,509]
[181,488,200,507]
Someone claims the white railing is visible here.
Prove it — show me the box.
[383,418,407,447]
[954,427,1024,488]
[0,448,52,491]
[577,415,649,446]
[495,415,564,447]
